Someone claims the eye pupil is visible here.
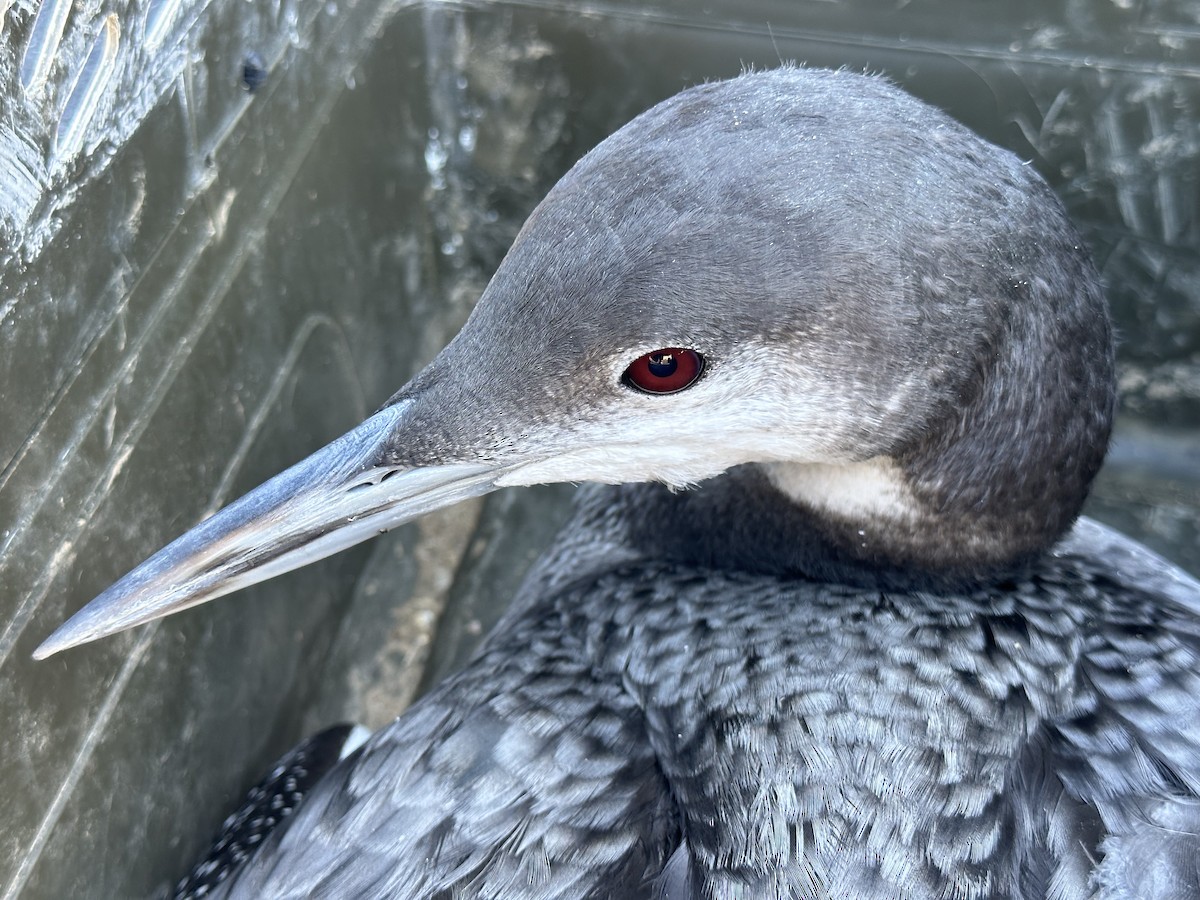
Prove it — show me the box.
[647,353,678,378]
[622,347,704,395]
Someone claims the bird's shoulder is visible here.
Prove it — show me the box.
[1044,517,1200,898]
[213,587,679,900]
[555,517,1200,899]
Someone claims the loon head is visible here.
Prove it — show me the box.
[35,67,1114,659]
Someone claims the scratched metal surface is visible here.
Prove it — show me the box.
[1,1,1197,898]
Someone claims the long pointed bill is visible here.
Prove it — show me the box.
[34,401,504,659]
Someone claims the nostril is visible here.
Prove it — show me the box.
[347,468,402,493]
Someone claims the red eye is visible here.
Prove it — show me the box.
[622,348,705,395]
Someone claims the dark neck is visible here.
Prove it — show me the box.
[749,211,1117,582]
[609,468,1006,593]
[892,236,1115,575]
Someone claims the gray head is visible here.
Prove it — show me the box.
[36,67,1114,658]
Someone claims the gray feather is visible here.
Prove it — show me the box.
[209,499,1200,899]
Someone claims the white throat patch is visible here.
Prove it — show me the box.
[764,457,918,526]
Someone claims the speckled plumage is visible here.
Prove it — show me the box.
[175,724,365,899]
[211,492,1200,899]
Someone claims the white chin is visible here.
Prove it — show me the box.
[494,447,736,491]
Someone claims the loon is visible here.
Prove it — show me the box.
[37,68,1200,899]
